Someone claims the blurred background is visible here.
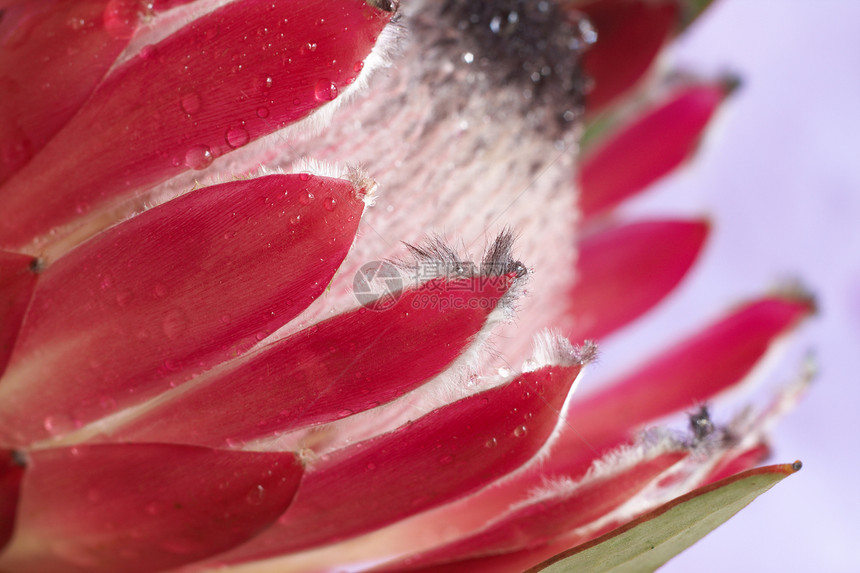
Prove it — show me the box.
[589,1,860,570]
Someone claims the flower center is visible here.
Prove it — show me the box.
[431,0,596,131]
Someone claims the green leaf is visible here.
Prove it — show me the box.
[678,0,717,32]
[527,462,802,573]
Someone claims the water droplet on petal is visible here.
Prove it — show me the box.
[513,425,528,437]
[162,309,189,340]
[353,61,364,73]
[44,413,77,435]
[225,126,250,148]
[139,44,157,60]
[299,192,314,205]
[324,196,337,211]
[314,79,338,101]
[299,172,311,181]
[366,462,377,470]
[246,484,266,505]
[179,92,203,115]
[103,0,140,39]
[152,282,168,298]
[256,106,270,118]
[485,437,498,448]
[184,145,213,170]
[144,500,168,516]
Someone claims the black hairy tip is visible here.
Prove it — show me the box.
[366,0,398,12]
[29,257,45,274]
[440,0,594,124]
[688,405,716,441]
[482,230,526,277]
[10,450,27,468]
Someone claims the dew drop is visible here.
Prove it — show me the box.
[225,126,250,148]
[144,500,168,516]
[485,437,498,448]
[323,196,337,211]
[184,145,213,170]
[353,61,364,73]
[299,172,311,181]
[103,0,139,39]
[299,192,315,205]
[75,202,91,215]
[152,282,168,298]
[366,462,377,471]
[513,425,528,437]
[314,79,338,101]
[139,44,157,60]
[43,413,77,435]
[162,309,189,340]
[162,359,181,372]
[245,484,266,505]
[256,106,270,118]
[180,92,202,115]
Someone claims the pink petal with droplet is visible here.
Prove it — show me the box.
[0,443,302,573]
[565,220,709,342]
[207,362,585,564]
[0,251,39,378]
[112,273,521,447]
[0,0,394,251]
[0,174,365,447]
[376,451,686,571]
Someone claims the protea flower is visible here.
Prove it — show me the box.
[0,0,815,571]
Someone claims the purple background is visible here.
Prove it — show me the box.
[587,1,860,570]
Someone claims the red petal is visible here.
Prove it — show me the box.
[0,174,366,447]
[380,451,686,571]
[705,443,772,484]
[0,444,302,573]
[0,251,39,378]
[207,362,585,564]
[579,0,679,112]
[554,294,815,472]
[579,82,732,219]
[0,0,207,185]
[565,220,708,342]
[0,449,25,552]
[112,273,521,446]
[0,0,394,251]
[0,1,130,184]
